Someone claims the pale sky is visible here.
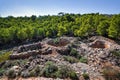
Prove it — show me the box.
[0,0,120,17]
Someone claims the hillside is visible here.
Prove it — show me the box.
[0,36,120,80]
[0,13,120,80]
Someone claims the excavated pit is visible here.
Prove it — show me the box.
[90,40,110,48]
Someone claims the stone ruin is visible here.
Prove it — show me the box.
[10,42,52,59]
[89,40,110,48]
[17,42,42,53]
[47,38,70,47]
[10,37,72,59]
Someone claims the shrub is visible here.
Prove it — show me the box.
[57,65,78,79]
[21,71,30,78]
[70,48,81,58]
[79,57,88,63]
[0,68,5,76]
[29,69,36,77]
[53,38,60,44]
[70,48,78,56]
[3,61,17,68]
[30,65,42,77]
[111,50,120,58]
[82,73,89,80]
[102,66,120,80]
[41,62,79,79]
[63,56,78,63]
[0,51,12,62]
[56,65,70,78]
[69,71,79,80]
[6,69,16,78]
[41,61,58,78]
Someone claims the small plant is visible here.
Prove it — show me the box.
[69,71,79,80]
[70,48,81,59]
[79,57,88,63]
[6,69,16,78]
[56,65,70,78]
[82,73,89,80]
[63,56,78,63]
[56,65,78,79]
[21,71,30,78]
[0,68,5,76]
[29,69,36,77]
[53,38,60,44]
[102,66,120,80]
[70,48,78,56]
[41,61,58,78]
[0,51,12,62]
[111,50,120,58]
[30,65,42,77]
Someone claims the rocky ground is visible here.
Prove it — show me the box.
[0,36,120,80]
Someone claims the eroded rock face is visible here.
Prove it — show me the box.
[89,40,110,48]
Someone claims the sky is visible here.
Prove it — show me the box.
[0,0,120,17]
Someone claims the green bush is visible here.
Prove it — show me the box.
[0,51,12,62]
[63,56,78,63]
[30,65,42,77]
[53,38,60,44]
[82,73,89,80]
[0,68,5,76]
[29,69,36,77]
[79,57,88,63]
[41,62,58,78]
[69,71,79,80]
[70,48,81,59]
[111,50,120,58]
[56,65,78,79]
[6,69,16,78]
[21,71,30,78]
[102,66,120,80]
[56,65,69,78]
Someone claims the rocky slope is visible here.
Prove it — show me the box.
[0,36,120,80]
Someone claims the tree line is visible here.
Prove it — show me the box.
[0,13,120,45]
